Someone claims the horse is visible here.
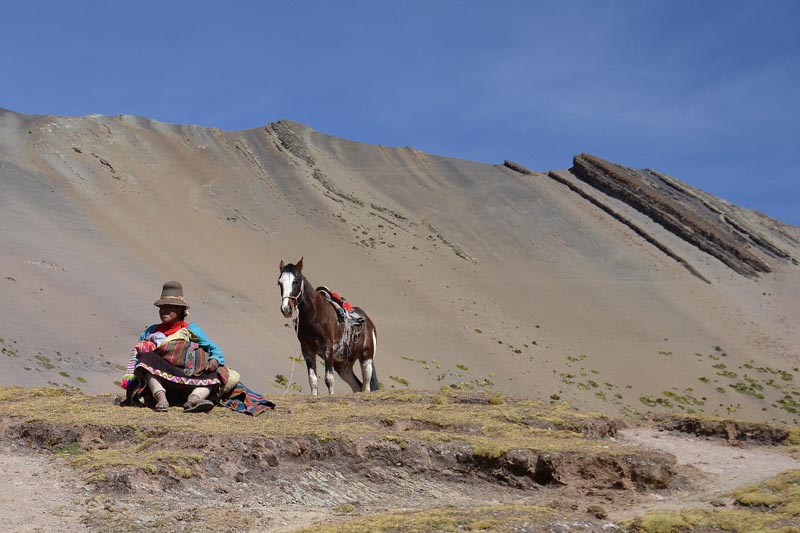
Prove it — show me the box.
[278,258,379,395]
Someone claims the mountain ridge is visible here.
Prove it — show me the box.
[1,108,799,423]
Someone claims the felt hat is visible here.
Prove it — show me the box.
[153,280,190,308]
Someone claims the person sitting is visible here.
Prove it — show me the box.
[120,280,226,413]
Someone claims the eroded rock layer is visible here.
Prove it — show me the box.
[568,153,796,277]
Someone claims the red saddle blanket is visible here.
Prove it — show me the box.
[317,286,353,311]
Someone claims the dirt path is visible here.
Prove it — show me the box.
[613,428,800,521]
[0,446,87,532]
[1,429,798,532]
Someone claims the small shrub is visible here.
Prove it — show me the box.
[55,444,83,456]
[333,504,355,515]
[488,394,504,405]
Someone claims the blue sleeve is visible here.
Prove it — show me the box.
[188,322,225,365]
[139,325,157,342]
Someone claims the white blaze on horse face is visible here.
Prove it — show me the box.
[279,271,296,317]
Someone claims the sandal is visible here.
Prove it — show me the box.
[154,392,169,412]
[183,398,214,413]
[183,394,201,410]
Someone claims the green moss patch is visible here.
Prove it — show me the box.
[294,504,556,533]
[628,469,800,532]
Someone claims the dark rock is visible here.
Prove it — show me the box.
[569,154,795,277]
[546,170,710,283]
[656,414,789,444]
[268,120,315,166]
[503,160,534,175]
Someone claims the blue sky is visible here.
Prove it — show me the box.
[3,1,798,226]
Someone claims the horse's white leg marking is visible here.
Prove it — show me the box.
[361,329,377,392]
[308,366,319,396]
[325,368,335,394]
[361,359,374,392]
[278,271,296,316]
[322,349,335,395]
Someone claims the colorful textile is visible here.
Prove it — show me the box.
[139,321,225,365]
[155,328,209,374]
[329,290,354,312]
[120,374,135,390]
[220,383,275,416]
[216,365,240,395]
[134,340,157,355]
[121,352,220,408]
[125,351,138,374]
[147,320,189,337]
[134,352,221,388]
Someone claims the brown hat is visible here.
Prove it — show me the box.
[154,280,190,308]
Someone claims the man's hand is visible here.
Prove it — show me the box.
[205,358,219,372]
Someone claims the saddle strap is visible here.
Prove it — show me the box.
[339,317,363,356]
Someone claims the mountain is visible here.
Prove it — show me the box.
[1,108,799,422]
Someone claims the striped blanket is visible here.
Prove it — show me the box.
[220,383,276,416]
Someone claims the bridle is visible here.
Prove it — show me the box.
[281,274,305,309]
[281,274,305,335]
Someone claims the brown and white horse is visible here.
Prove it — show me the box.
[278,258,379,395]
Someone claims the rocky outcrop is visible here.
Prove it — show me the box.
[569,154,796,277]
[267,119,315,165]
[654,414,790,444]
[503,160,710,282]
[546,170,711,283]
[502,160,533,175]
[4,417,676,494]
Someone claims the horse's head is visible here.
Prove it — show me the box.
[278,257,304,318]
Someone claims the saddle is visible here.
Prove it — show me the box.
[316,286,364,326]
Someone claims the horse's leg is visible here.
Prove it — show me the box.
[335,360,362,393]
[360,358,374,392]
[302,348,319,396]
[360,328,378,392]
[324,347,335,395]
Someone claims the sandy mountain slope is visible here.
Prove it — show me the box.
[1,108,798,422]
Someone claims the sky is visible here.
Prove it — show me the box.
[2,1,799,226]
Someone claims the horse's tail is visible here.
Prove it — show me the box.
[370,328,380,392]
[370,366,379,392]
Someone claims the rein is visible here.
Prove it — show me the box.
[291,293,300,334]
[280,275,304,396]
[285,303,299,396]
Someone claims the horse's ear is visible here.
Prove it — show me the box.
[279,260,285,272]
[297,257,303,272]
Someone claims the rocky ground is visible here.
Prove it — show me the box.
[1,387,799,532]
